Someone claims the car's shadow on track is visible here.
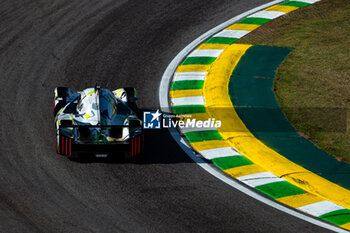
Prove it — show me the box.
[74,129,196,164]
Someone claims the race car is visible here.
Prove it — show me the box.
[54,85,143,160]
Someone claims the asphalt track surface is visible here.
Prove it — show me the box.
[0,1,333,232]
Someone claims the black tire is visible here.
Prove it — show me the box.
[56,133,61,155]
[57,133,64,155]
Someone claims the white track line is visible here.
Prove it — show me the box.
[158,0,348,232]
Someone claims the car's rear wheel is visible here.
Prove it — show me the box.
[56,134,60,154]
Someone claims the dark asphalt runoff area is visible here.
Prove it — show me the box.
[0,0,333,232]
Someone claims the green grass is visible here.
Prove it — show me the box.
[238,0,350,162]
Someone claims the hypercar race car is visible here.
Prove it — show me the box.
[54,85,143,160]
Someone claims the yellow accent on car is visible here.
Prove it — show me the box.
[86,90,95,95]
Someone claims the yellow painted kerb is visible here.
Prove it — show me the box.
[203,43,350,210]
[176,65,209,73]
[264,5,298,13]
[225,164,266,178]
[169,89,203,98]
[226,24,260,31]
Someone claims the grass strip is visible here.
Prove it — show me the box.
[238,0,350,162]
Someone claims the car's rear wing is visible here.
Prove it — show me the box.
[59,120,142,144]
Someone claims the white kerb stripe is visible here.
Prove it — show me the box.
[188,49,224,58]
[248,10,285,19]
[295,0,320,3]
[237,172,285,187]
[214,30,250,38]
[199,147,241,160]
[173,72,207,81]
[180,126,218,134]
[237,171,277,181]
[171,96,205,106]
[298,201,346,217]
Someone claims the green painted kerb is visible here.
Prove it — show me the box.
[205,37,238,45]
[319,209,350,225]
[228,45,350,190]
[171,80,204,91]
[184,130,223,143]
[182,57,216,65]
[255,181,305,199]
[238,17,270,25]
[172,105,206,114]
[212,155,253,170]
[279,1,310,7]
